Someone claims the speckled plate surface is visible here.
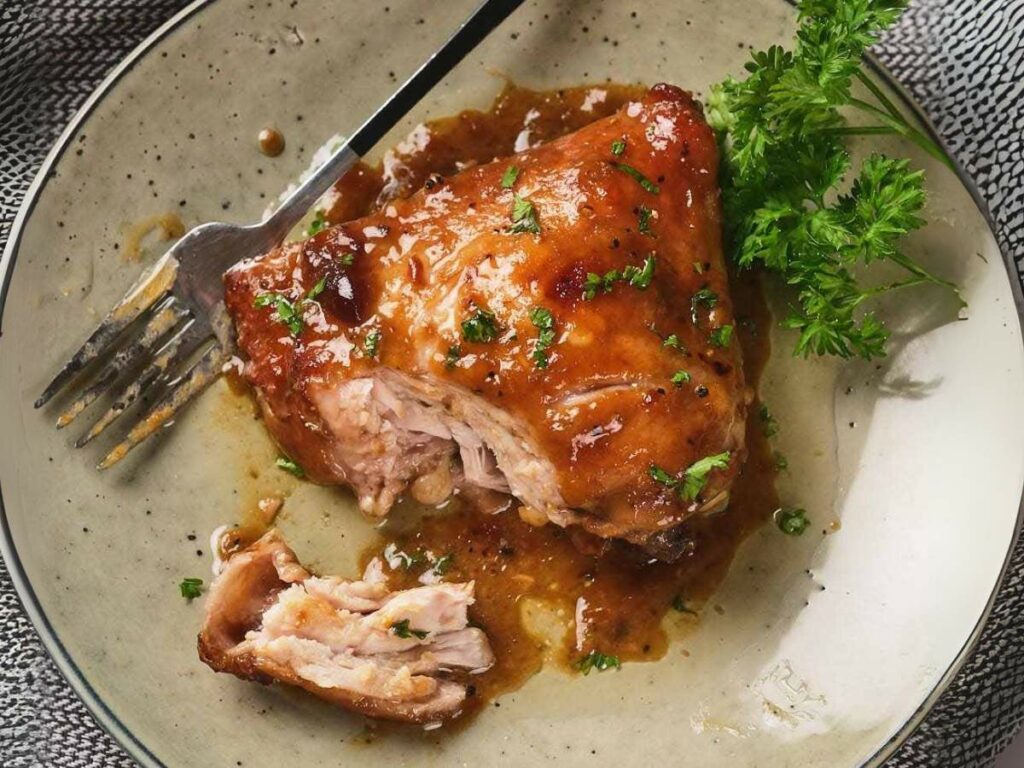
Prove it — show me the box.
[1,1,1023,766]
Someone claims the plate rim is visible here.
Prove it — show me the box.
[0,3,1022,766]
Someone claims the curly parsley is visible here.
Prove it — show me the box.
[707,0,960,361]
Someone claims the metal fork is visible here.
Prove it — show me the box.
[35,0,524,469]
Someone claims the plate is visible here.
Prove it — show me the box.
[1,0,1022,766]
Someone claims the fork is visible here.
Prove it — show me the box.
[35,0,524,469]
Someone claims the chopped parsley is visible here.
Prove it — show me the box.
[253,292,303,336]
[583,255,656,299]
[672,594,697,615]
[611,138,627,156]
[690,287,719,324]
[306,209,327,236]
[710,324,734,348]
[613,162,660,194]
[773,451,789,471]
[508,194,541,234]
[576,651,621,675]
[390,619,429,640]
[759,404,779,437]
[637,205,655,236]
[384,543,425,570]
[662,333,683,350]
[339,252,356,267]
[444,344,462,369]
[622,254,656,289]
[364,329,382,358]
[775,508,810,536]
[461,308,500,343]
[253,279,330,337]
[500,165,520,189]
[529,306,556,369]
[671,370,692,387]
[179,577,203,601]
[431,553,455,576]
[650,452,731,502]
[306,276,327,300]
[276,456,305,478]
[573,651,618,675]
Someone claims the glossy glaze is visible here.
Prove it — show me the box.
[225,83,748,556]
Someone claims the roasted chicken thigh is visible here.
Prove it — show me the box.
[224,84,747,560]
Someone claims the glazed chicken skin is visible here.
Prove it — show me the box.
[199,531,494,723]
[225,84,747,560]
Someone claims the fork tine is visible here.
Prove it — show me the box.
[75,320,206,447]
[97,341,228,470]
[35,253,180,408]
[55,298,189,429]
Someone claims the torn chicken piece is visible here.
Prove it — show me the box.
[198,531,494,723]
[224,83,747,561]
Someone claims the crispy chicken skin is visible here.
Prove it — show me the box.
[224,84,747,560]
[198,531,494,723]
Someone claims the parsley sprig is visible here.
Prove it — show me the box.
[707,0,960,360]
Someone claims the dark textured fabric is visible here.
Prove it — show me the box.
[1,0,1022,765]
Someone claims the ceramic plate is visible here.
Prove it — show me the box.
[2,1,1023,766]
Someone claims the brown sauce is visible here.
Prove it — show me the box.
[258,127,286,157]
[225,83,779,726]
[122,212,185,262]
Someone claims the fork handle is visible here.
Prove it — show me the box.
[263,0,524,241]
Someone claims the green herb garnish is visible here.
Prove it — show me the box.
[253,279,330,336]
[501,165,520,189]
[391,619,429,640]
[529,306,556,369]
[339,252,356,267]
[637,205,655,236]
[690,288,719,324]
[306,209,327,236]
[611,138,627,156]
[707,0,959,361]
[671,370,691,387]
[622,254,656,289]
[614,162,660,194]
[461,308,500,343]
[650,452,731,502]
[508,194,541,234]
[431,553,455,576]
[364,329,382,358]
[253,292,304,336]
[662,334,683,350]
[179,577,203,601]
[710,324,733,348]
[759,404,779,437]
[583,255,656,299]
[575,650,621,675]
[672,594,697,615]
[775,507,810,536]
[276,456,305,478]
[773,451,789,471]
[444,344,462,369]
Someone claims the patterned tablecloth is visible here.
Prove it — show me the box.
[1,1,1023,765]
